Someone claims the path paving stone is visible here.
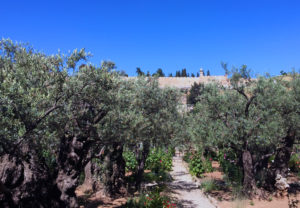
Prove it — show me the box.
[168,155,216,208]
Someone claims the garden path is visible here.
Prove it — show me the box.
[168,153,216,208]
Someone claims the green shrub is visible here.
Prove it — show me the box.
[123,151,138,172]
[146,148,173,173]
[189,152,205,177]
[201,179,218,193]
[143,171,172,183]
[168,146,176,157]
[203,159,213,173]
[183,151,192,163]
[268,155,275,164]
[122,188,176,208]
[288,153,300,172]
[218,151,243,185]
[188,151,213,177]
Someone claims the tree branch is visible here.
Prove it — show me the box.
[245,95,256,117]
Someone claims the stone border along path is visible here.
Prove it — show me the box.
[167,153,217,208]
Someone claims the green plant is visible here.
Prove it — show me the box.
[288,153,300,172]
[189,152,205,177]
[123,151,138,172]
[218,151,243,185]
[203,159,213,173]
[183,151,192,163]
[201,179,218,193]
[250,201,254,206]
[188,151,213,177]
[146,148,173,173]
[143,171,172,183]
[168,146,176,157]
[122,188,176,208]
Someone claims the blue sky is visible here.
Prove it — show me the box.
[1,0,300,76]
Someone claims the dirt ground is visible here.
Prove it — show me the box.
[202,162,300,208]
[75,160,300,208]
[76,185,127,208]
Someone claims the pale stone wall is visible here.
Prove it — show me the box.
[157,76,229,89]
[124,76,229,90]
[124,76,229,105]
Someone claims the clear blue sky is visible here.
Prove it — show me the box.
[1,0,300,76]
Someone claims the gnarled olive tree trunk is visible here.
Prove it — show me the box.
[103,142,126,196]
[55,134,91,207]
[267,132,295,190]
[242,150,257,196]
[134,142,150,190]
[0,142,63,208]
[0,131,100,208]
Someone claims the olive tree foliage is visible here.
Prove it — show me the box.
[190,65,300,196]
[187,82,204,105]
[132,78,180,189]
[0,39,69,207]
[99,77,180,190]
[0,39,121,207]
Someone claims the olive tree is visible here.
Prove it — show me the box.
[0,39,120,207]
[191,66,300,195]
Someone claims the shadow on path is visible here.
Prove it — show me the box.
[167,156,216,208]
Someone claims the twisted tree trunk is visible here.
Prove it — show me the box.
[242,150,257,196]
[103,142,126,196]
[134,142,150,190]
[0,142,63,208]
[267,132,295,190]
[55,134,92,208]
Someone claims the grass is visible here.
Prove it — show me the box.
[201,179,219,193]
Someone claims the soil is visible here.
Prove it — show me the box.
[75,169,151,208]
[75,157,300,208]
[201,162,300,208]
[76,185,127,208]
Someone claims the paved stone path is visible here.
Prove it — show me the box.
[168,154,216,208]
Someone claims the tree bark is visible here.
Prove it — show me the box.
[103,143,126,197]
[82,161,93,189]
[134,142,150,190]
[242,150,257,196]
[267,132,295,190]
[0,142,63,208]
[55,134,92,208]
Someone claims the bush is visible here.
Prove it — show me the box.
[168,146,176,157]
[122,188,176,208]
[189,152,213,177]
[218,151,243,185]
[289,153,300,172]
[146,148,173,173]
[183,151,192,163]
[143,171,172,183]
[201,179,219,193]
[123,151,138,172]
